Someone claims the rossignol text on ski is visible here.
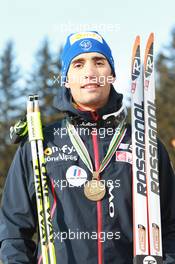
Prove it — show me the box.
[131,33,163,264]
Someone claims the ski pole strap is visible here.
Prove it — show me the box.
[10,117,28,144]
[27,95,43,141]
[66,120,127,174]
[27,112,43,141]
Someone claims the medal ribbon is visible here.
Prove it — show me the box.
[66,120,127,176]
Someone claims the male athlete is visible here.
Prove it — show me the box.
[0,31,175,263]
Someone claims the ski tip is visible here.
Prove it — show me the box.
[134,35,140,47]
[135,35,140,42]
[146,32,154,48]
[144,32,154,68]
[132,35,140,59]
[148,32,154,43]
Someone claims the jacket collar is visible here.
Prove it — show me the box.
[54,85,123,122]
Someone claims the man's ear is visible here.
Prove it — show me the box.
[108,75,116,85]
[110,70,116,84]
[111,75,116,84]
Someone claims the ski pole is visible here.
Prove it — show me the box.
[27,95,56,264]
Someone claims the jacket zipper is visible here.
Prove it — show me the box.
[91,112,103,264]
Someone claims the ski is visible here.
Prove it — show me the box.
[131,33,163,264]
[143,33,162,258]
[131,35,149,258]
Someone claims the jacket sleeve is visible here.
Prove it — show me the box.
[158,140,175,260]
[0,144,37,263]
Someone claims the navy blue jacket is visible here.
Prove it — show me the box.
[0,87,175,263]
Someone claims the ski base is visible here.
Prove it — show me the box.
[133,255,163,264]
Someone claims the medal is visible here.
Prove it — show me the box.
[84,179,106,201]
[66,120,126,202]
[84,171,106,201]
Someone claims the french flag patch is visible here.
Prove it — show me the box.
[116,151,132,164]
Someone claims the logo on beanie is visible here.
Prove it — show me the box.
[80,40,92,51]
[70,32,103,45]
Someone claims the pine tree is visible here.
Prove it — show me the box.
[0,41,23,198]
[27,38,63,123]
[0,41,23,125]
[156,28,175,167]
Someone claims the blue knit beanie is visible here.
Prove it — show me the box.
[61,31,115,82]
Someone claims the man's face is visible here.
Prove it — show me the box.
[65,52,115,110]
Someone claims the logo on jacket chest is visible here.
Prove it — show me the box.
[44,144,78,162]
[66,165,87,186]
[116,151,132,164]
[116,142,132,164]
[108,181,115,218]
[107,179,120,218]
